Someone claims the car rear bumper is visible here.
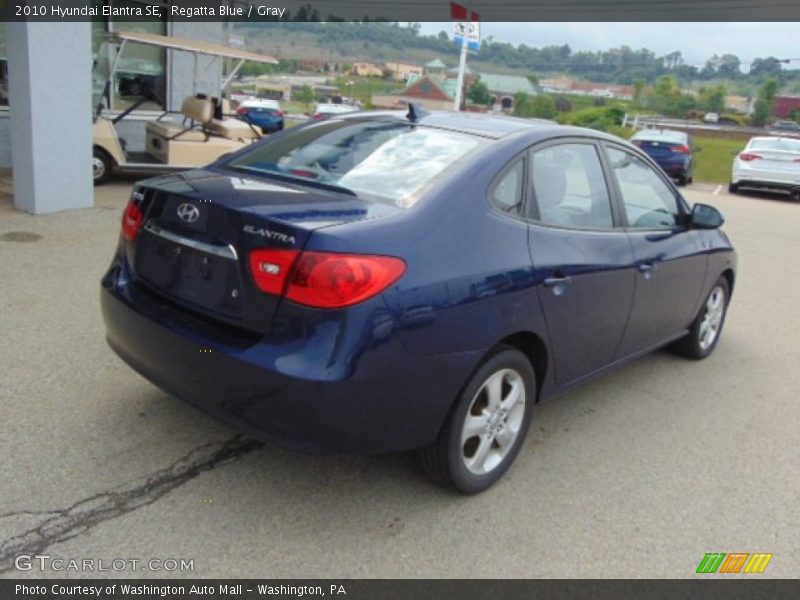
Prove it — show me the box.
[654,160,689,177]
[732,171,800,192]
[101,269,478,454]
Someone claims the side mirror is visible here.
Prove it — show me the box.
[731,149,742,156]
[691,203,724,229]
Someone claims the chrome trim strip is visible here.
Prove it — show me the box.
[143,221,238,260]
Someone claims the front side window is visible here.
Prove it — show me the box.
[529,143,614,229]
[225,119,484,208]
[605,146,680,229]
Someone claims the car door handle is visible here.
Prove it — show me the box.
[638,263,654,273]
[543,276,573,287]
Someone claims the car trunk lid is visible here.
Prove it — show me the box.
[636,140,686,158]
[126,169,401,334]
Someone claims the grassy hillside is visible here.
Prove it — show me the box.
[243,27,530,76]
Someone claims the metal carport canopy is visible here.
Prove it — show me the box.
[107,30,279,64]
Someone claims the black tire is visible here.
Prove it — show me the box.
[671,276,730,360]
[420,346,536,494]
[93,147,113,186]
[728,182,738,194]
[677,174,688,186]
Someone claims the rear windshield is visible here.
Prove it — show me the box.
[749,138,800,152]
[634,134,686,145]
[223,119,484,208]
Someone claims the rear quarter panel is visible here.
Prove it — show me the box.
[302,138,552,360]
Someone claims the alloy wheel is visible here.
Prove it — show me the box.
[698,285,726,351]
[461,368,526,475]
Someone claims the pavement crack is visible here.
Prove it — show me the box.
[0,435,262,573]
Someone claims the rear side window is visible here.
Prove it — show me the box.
[529,143,614,229]
[225,120,484,208]
[605,146,680,229]
[490,160,524,214]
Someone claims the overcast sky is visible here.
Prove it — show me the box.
[418,22,800,67]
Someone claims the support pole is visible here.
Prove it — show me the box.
[453,30,469,111]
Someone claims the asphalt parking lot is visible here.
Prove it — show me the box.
[0,181,798,578]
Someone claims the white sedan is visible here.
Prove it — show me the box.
[730,136,800,200]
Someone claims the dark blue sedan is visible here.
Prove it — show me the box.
[101,108,737,493]
[630,129,697,186]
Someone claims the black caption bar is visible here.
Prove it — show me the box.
[4,580,800,600]
[4,0,800,22]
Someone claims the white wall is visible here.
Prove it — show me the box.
[6,21,93,214]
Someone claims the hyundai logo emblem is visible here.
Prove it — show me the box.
[177,203,200,223]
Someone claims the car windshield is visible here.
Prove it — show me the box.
[749,138,800,152]
[224,119,484,208]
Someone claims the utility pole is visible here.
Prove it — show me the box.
[453,2,477,111]
[225,1,234,99]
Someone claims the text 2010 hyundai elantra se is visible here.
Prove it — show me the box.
[102,107,737,493]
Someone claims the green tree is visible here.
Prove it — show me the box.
[750,57,783,80]
[467,80,493,106]
[717,54,741,79]
[752,76,780,126]
[530,95,557,119]
[633,78,646,108]
[295,85,316,111]
[698,84,727,113]
[512,92,532,116]
[554,95,572,112]
[646,75,696,117]
[514,93,556,119]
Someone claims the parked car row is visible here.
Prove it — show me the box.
[234,98,361,132]
[631,125,800,201]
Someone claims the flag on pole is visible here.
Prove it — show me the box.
[450,2,480,21]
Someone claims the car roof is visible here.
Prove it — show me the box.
[241,99,280,107]
[341,109,558,140]
[316,103,357,111]
[748,136,800,149]
[631,129,687,143]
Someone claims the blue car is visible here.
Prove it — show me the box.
[236,99,284,134]
[101,108,736,493]
[630,129,697,186]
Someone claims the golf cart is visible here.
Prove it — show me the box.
[92,30,278,185]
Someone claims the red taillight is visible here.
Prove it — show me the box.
[673,144,691,154]
[122,199,144,241]
[249,249,301,296]
[237,107,249,114]
[275,110,284,117]
[249,249,406,309]
[739,152,762,161]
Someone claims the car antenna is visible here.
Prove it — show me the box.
[406,102,428,123]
